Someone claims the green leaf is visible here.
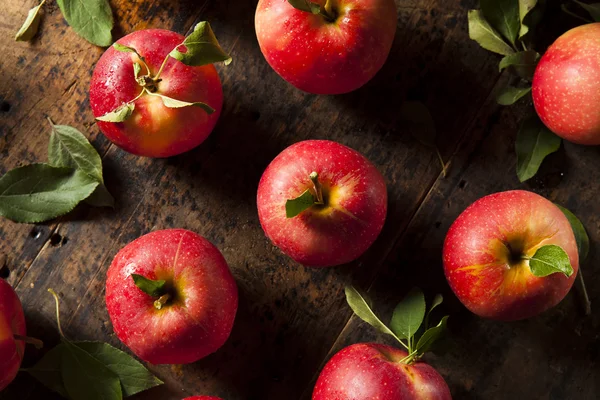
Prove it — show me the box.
[133,62,142,79]
[519,0,538,37]
[48,124,103,182]
[416,316,449,355]
[113,42,139,54]
[499,50,540,80]
[344,286,399,339]
[0,164,98,223]
[424,294,443,329]
[15,0,45,42]
[399,101,436,148]
[390,288,426,340]
[574,1,600,21]
[56,0,114,47]
[96,102,135,123]
[48,123,114,208]
[515,114,562,182]
[287,0,321,14]
[468,10,515,56]
[145,92,215,114]
[131,274,166,297]
[285,189,315,218]
[556,205,589,262]
[61,340,123,400]
[25,344,69,398]
[529,245,574,278]
[480,0,520,46]
[169,21,232,67]
[496,86,531,105]
[74,342,163,397]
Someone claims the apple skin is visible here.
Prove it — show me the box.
[0,279,26,392]
[257,140,387,267]
[532,23,600,145]
[443,190,579,321]
[105,229,238,364]
[255,0,397,94]
[313,343,452,400]
[90,29,223,157]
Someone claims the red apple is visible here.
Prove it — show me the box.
[0,279,26,392]
[105,229,238,364]
[257,140,387,267]
[532,23,600,145]
[313,343,451,400]
[255,0,397,94]
[90,28,223,157]
[443,190,579,321]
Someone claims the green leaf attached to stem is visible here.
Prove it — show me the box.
[344,286,407,349]
[519,0,538,38]
[499,50,540,81]
[416,315,449,354]
[287,0,322,14]
[390,288,425,340]
[424,294,443,330]
[96,102,135,123]
[169,21,232,67]
[527,245,574,278]
[145,91,215,114]
[15,0,46,42]
[131,274,167,297]
[515,114,562,182]
[285,189,316,218]
[480,0,521,47]
[496,86,531,105]
[56,0,114,47]
[468,10,515,56]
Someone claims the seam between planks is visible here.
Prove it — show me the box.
[297,68,507,400]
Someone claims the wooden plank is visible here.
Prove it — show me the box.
[1,0,513,399]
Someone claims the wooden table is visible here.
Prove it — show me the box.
[1,1,598,399]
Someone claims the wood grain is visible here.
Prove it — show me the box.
[0,1,597,400]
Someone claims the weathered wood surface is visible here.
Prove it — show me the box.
[0,0,597,399]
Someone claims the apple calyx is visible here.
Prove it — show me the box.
[13,334,44,349]
[345,286,449,365]
[285,171,326,218]
[96,21,231,123]
[287,0,339,22]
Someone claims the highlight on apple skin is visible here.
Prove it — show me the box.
[90,29,223,157]
[105,229,238,364]
[257,140,388,267]
[532,23,600,145]
[0,279,26,392]
[443,190,579,321]
[312,343,452,400]
[255,0,397,94]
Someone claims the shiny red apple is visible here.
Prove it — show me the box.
[313,343,451,399]
[257,140,387,267]
[255,0,397,94]
[443,190,579,321]
[90,28,223,157]
[532,23,600,145]
[105,229,238,364]
[0,279,26,392]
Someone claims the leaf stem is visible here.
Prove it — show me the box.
[577,269,592,316]
[153,53,172,82]
[13,334,44,349]
[48,289,66,338]
[398,348,419,365]
[309,172,324,204]
[321,0,337,21]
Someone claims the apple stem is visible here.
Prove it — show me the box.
[309,172,324,204]
[321,0,337,21]
[154,294,171,310]
[153,53,172,83]
[577,270,592,316]
[13,334,44,349]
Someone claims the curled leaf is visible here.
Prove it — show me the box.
[287,0,321,14]
[519,0,538,37]
[15,0,46,42]
[169,21,232,67]
[146,92,215,114]
[285,189,315,218]
[416,316,449,354]
[131,274,166,297]
[96,102,135,122]
[515,114,561,182]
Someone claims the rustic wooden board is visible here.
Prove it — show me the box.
[0,0,597,399]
